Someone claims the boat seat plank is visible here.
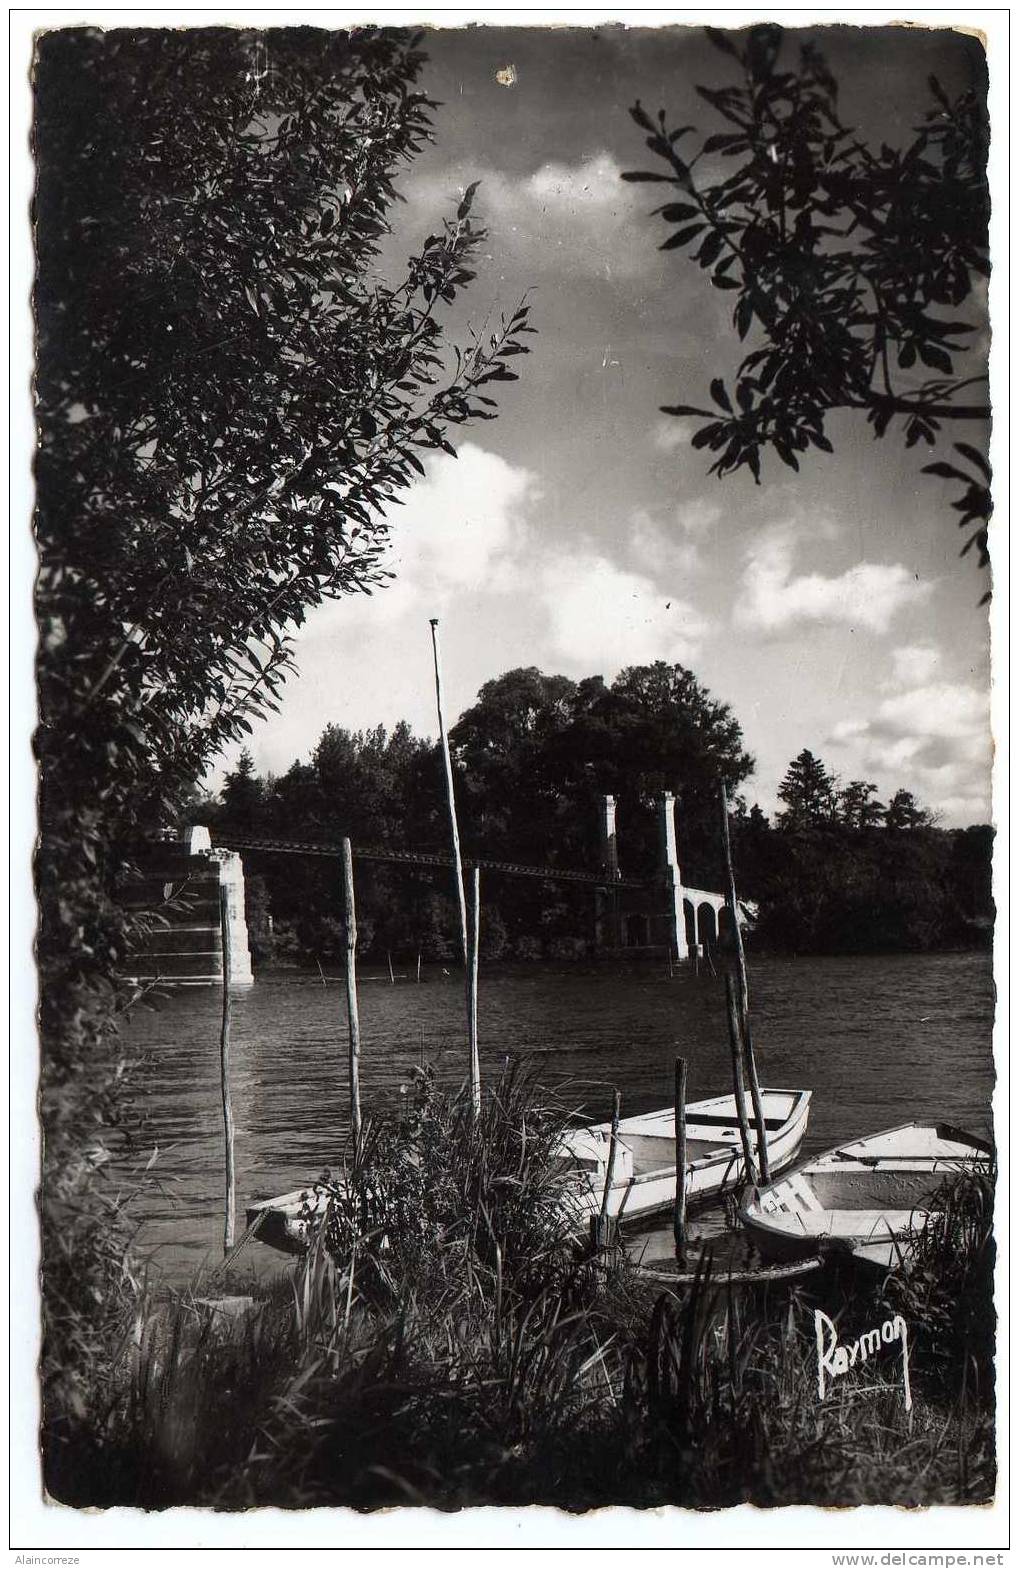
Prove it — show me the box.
[766,1207,931,1239]
[786,1174,823,1211]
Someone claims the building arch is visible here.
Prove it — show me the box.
[697,902,718,950]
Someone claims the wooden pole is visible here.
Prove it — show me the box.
[387,951,395,986]
[467,866,481,1117]
[342,838,362,1145]
[719,783,750,1020]
[429,617,480,1115]
[719,784,771,1183]
[429,618,469,966]
[316,958,327,987]
[593,1088,622,1250]
[741,1013,772,1183]
[600,1089,622,1218]
[218,884,236,1252]
[725,972,757,1186]
[416,951,422,985]
[673,1055,688,1266]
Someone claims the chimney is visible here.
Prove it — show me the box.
[599,794,620,880]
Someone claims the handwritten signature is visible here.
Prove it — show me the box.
[815,1309,912,1410]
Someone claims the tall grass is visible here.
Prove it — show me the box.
[45,1073,995,1511]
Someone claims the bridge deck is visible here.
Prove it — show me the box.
[211,831,652,890]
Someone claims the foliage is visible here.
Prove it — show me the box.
[33,23,529,1462]
[734,807,991,955]
[885,787,933,830]
[776,747,838,830]
[451,662,753,884]
[210,660,755,962]
[45,1138,994,1509]
[883,1165,995,1409]
[211,707,990,964]
[319,1064,586,1309]
[626,25,991,588]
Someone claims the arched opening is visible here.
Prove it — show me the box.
[718,903,735,946]
[697,902,717,950]
[683,899,697,950]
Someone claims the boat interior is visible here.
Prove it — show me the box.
[757,1166,961,1239]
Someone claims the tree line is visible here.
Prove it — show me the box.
[199,670,992,965]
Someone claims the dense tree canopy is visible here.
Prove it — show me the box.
[210,674,989,964]
[450,661,754,881]
[625,25,991,588]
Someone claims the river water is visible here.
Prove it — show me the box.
[119,951,995,1283]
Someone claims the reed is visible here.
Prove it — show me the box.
[43,1085,995,1513]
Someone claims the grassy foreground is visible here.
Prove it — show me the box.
[43,1069,995,1511]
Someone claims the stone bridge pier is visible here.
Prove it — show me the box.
[595,792,737,960]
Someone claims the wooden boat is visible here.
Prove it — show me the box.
[246,1185,336,1256]
[739,1121,993,1271]
[246,1088,812,1255]
[561,1088,812,1224]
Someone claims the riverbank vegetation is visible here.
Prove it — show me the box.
[199,682,993,967]
[45,1071,995,1511]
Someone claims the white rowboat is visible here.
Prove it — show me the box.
[562,1088,812,1224]
[739,1121,993,1271]
[246,1087,812,1254]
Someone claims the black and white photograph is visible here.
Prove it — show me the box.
[16,5,1005,1551]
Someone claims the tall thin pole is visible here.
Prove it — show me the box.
[429,618,469,965]
[218,884,236,1252]
[467,866,481,1117]
[725,973,757,1186]
[429,617,480,1114]
[673,1055,688,1266]
[719,782,750,1021]
[719,784,771,1183]
[342,837,362,1145]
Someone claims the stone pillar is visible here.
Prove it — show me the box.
[595,795,622,950]
[214,851,255,986]
[659,792,689,960]
[599,794,620,880]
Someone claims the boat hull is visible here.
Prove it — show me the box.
[739,1121,992,1268]
[566,1088,812,1225]
[246,1088,813,1255]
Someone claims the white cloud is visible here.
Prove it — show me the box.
[287,444,711,735]
[888,644,942,687]
[396,152,658,282]
[736,529,930,635]
[538,552,709,671]
[628,507,703,578]
[827,649,991,825]
[652,416,701,453]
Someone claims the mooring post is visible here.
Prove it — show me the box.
[342,837,362,1145]
[467,866,481,1117]
[741,1013,772,1184]
[429,618,479,1117]
[592,1088,622,1251]
[218,884,236,1252]
[725,972,757,1186]
[719,784,771,1182]
[674,1054,688,1267]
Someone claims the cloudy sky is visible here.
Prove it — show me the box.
[226,22,992,826]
